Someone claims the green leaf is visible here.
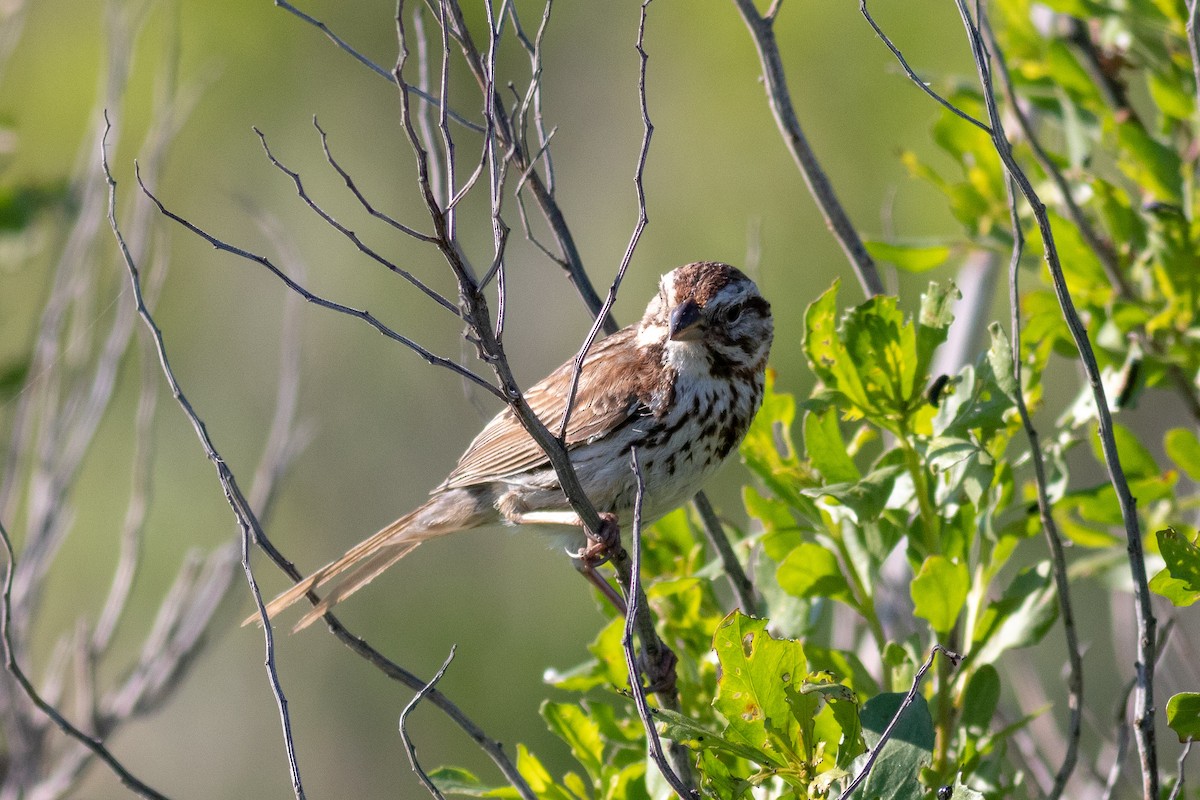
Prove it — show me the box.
[1149,567,1200,607]
[848,692,935,800]
[541,702,604,781]
[948,781,985,800]
[805,281,876,417]
[777,542,854,604]
[1151,528,1200,607]
[429,766,495,796]
[971,562,1059,664]
[802,465,904,524]
[960,664,1001,735]
[650,706,766,762]
[1165,428,1200,481]
[864,240,953,273]
[986,323,1020,402]
[804,409,861,483]
[1148,68,1195,122]
[916,281,958,380]
[712,612,811,768]
[1167,693,1200,741]
[910,556,969,634]
[1116,120,1183,204]
[514,745,574,800]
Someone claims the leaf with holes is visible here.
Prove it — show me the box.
[712,612,813,770]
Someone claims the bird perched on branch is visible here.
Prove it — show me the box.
[253,261,773,630]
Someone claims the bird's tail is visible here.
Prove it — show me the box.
[246,491,485,631]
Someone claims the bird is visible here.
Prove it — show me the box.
[253,261,773,631]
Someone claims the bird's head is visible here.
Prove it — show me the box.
[638,261,773,376]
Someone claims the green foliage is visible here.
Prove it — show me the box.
[1166,693,1200,742]
[432,2,1200,797]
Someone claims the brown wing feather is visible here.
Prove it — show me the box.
[438,326,659,490]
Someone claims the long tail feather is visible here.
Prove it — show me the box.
[290,542,419,631]
[245,507,430,627]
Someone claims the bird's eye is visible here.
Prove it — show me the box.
[721,305,744,324]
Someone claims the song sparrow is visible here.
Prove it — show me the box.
[256,261,773,630]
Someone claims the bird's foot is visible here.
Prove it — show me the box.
[568,512,623,565]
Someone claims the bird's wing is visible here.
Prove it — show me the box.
[438,326,659,490]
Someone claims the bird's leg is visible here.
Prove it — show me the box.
[506,509,626,612]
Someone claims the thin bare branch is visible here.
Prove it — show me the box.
[0,520,169,800]
[859,1,992,134]
[274,0,484,133]
[838,645,961,800]
[135,168,501,399]
[556,0,654,440]
[254,126,460,316]
[1000,175,1083,800]
[311,117,438,245]
[691,493,758,615]
[732,0,885,298]
[400,647,456,800]
[104,114,307,800]
[1167,738,1192,800]
[948,4,1157,795]
[624,449,698,798]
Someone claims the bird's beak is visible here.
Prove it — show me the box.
[668,299,704,342]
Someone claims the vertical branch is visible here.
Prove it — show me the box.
[556,0,654,439]
[948,4,1157,796]
[731,0,885,298]
[1000,177,1083,799]
[624,449,698,798]
[691,493,758,614]
[103,116,307,800]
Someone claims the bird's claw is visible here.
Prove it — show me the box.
[566,512,622,564]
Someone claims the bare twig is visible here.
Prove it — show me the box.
[253,127,459,315]
[274,0,483,133]
[556,0,654,440]
[400,647,457,800]
[312,117,437,244]
[980,17,1125,294]
[1000,175,1083,800]
[104,114,307,800]
[732,0,884,298]
[135,171,502,399]
[838,645,962,800]
[691,493,758,614]
[952,6,1158,795]
[624,448,698,798]
[859,1,992,134]
[437,0,616,331]
[1167,738,1192,800]
[1101,618,1175,800]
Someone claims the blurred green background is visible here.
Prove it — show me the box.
[0,1,982,796]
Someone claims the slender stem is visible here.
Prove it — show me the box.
[731,0,884,298]
[1000,173,1083,799]
[691,493,758,614]
[951,5,1157,795]
[400,647,457,800]
[839,646,961,800]
[0,524,171,800]
[624,448,698,798]
[897,430,939,555]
